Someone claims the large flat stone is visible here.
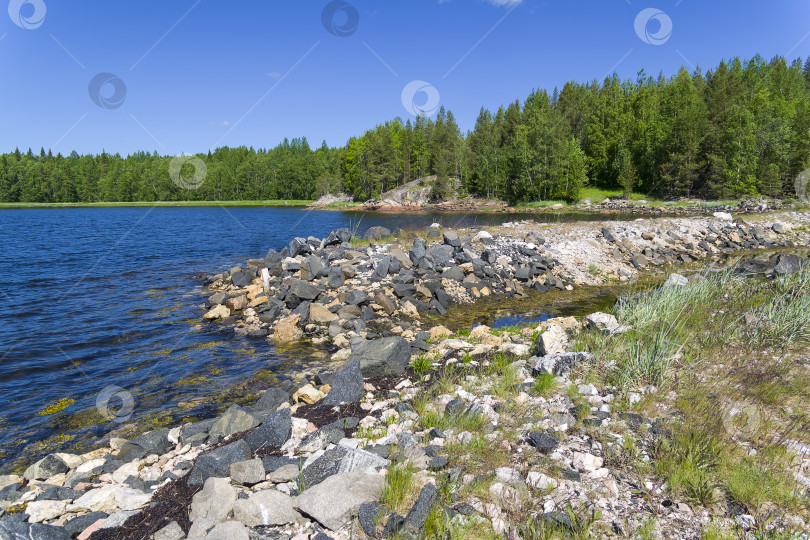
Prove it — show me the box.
[294,472,385,531]
[347,337,411,378]
[232,490,301,527]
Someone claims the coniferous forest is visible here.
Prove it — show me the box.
[3,56,810,204]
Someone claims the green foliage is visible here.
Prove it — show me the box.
[380,463,417,514]
[5,56,810,203]
[517,505,602,540]
[411,355,433,376]
[532,372,557,396]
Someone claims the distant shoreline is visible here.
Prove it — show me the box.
[0,200,314,209]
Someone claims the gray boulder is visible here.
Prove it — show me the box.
[188,477,237,537]
[363,227,391,241]
[442,266,464,281]
[245,408,291,453]
[209,405,259,439]
[188,440,252,485]
[346,289,369,305]
[299,447,346,491]
[322,359,364,406]
[288,280,321,301]
[336,228,352,243]
[375,256,391,278]
[358,503,385,538]
[774,253,804,276]
[0,521,71,540]
[231,271,251,288]
[254,387,289,411]
[323,231,341,247]
[347,337,411,378]
[294,472,385,531]
[23,455,69,481]
[205,291,227,308]
[288,237,311,257]
[306,255,326,278]
[527,432,560,453]
[425,244,454,267]
[327,267,344,289]
[265,249,283,275]
[662,273,688,289]
[443,231,461,248]
[531,352,594,377]
[409,239,426,264]
[400,483,438,539]
[229,459,265,486]
[64,512,108,538]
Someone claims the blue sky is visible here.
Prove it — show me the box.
[2,0,810,156]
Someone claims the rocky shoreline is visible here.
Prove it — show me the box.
[1,211,809,540]
[197,208,810,349]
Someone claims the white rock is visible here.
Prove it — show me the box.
[536,324,569,355]
[499,343,530,356]
[25,500,68,523]
[735,514,756,529]
[203,304,230,320]
[112,461,140,484]
[475,230,493,240]
[526,472,557,490]
[233,490,301,526]
[76,458,106,475]
[167,427,182,445]
[587,468,610,480]
[577,383,598,396]
[290,417,310,439]
[713,211,733,221]
[584,312,619,332]
[494,467,522,485]
[572,452,603,473]
[69,484,151,512]
[443,339,474,350]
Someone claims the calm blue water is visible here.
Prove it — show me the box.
[0,206,631,471]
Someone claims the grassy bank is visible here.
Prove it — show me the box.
[577,266,810,533]
[0,200,314,209]
[515,187,753,210]
[390,264,810,538]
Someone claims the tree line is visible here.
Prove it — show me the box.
[2,55,809,204]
